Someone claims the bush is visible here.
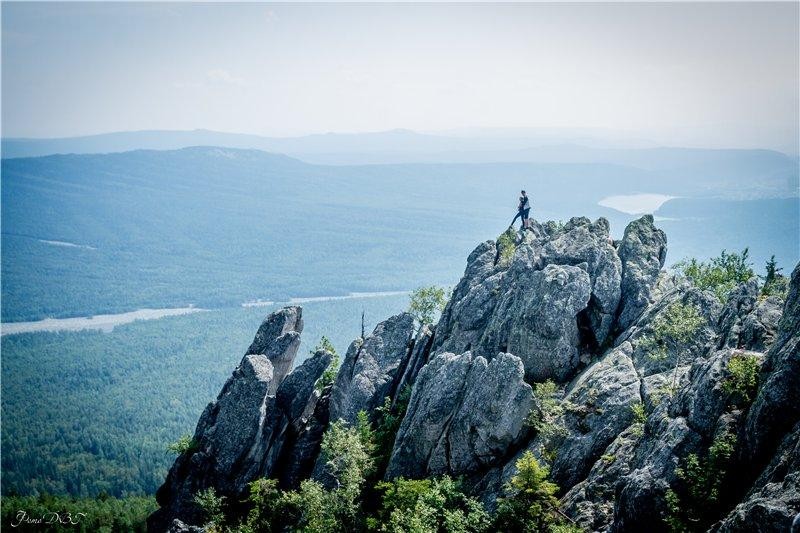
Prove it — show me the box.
[371,476,490,533]
[496,227,518,265]
[722,352,761,406]
[664,431,737,532]
[631,402,647,425]
[166,434,198,455]
[674,249,754,302]
[761,255,789,299]
[193,487,225,530]
[409,286,449,326]
[641,301,705,394]
[314,336,340,392]
[526,381,567,462]
[373,387,413,474]
[493,451,576,532]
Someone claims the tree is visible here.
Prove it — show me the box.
[314,336,340,392]
[674,249,754,302]
[761,255,788,298]
[408,286,449,326]
[492,451,571,532]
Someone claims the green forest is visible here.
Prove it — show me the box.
[1,295,409,498]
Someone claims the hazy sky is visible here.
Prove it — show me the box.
[2,2,798,152]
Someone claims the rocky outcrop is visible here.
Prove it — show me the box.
[385,352,532,480]
[477,263,591,382]
[149,307,327,531]
[616,214,667,332]
[718,278,782,351]
[329,312,416,425]
[433,216,656,383]
[149,216,799,533]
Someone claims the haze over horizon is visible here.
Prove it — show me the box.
[3,2,798,153]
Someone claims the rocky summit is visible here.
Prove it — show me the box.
[149,215,799,533]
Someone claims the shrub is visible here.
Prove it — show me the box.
[166,434,198,455]
[493,451,575,532]
[631,402,647,425]
[722,352,761,406]
[496,227,518,265]
[373,386,413,474]
[193,487,225,530]
[640,301,705,393]
[314,336,340,392]
[761,255,789,298]
[527,381,566,438]
[664,431,737,532]
[409,286,449,326]
[371,476,490,533]
[674,249,754,302]
[241,478,301,533]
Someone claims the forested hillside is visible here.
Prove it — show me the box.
[2,147,797,322]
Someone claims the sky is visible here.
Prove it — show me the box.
[2,2,798,153]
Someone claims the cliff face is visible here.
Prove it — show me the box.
[150,216,799,533]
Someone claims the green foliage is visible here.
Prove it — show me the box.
[497,228,518,265]
[761,255,789,298]
[1,295,409,498]
[0,493,156,533]
[493,451,575,532]
[630,402,647,426]
[322,418,376,494]
[527,380,567,442]
[722,352,761,407]
[408,286,449,326]
[674,249,754,302]
[664,431,737,532]
[372,476,490,533]
[193,487,225,529]
[166,434,198,455]
[641,302,705,362]
[240,478,299,533]
[641,301,705,394]
[373,387,413,474]
[314,336,340,392]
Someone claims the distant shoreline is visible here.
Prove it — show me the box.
[1,291,411,336]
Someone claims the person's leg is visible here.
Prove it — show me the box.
[522,209,530,229]
[511,210,523,227]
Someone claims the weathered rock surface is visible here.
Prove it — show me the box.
[385,352,532,480]
[477,263,591,382]
[616,214,667,332]
[149,216,800,533]
[148,307,326,531]
[329,312,416,425]
[245,306,303,394]
[716,422,800,532]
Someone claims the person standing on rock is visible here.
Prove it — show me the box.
[511,190,531,230]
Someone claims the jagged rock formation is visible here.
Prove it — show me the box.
[148,307,330,531]
[329,312,416,425]
[385,352,533,479]
[149,216,799,533]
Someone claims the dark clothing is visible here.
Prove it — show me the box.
[511,208,529,226]
[520,196,530,210]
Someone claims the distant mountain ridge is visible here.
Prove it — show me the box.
[3,129,798,187]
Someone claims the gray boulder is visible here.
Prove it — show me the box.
[245,306,303,393]
[329,312,416,425]
[616,214,667,333]
[539,217,622,347]
[386,352,532,479]
[477,263,591,382]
